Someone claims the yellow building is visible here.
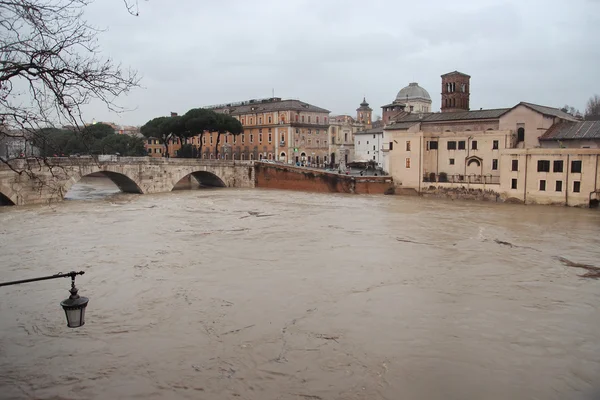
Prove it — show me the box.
[500,148,600,207]
[383,102,578,194]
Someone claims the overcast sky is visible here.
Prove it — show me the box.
[83,0,600,125]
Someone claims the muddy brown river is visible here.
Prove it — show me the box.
[0,177,599,400]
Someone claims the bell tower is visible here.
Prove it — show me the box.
[441,71,470,113]
[356,97,373,127]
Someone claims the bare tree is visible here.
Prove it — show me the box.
[585,94,600,121]
[0,0,140,173]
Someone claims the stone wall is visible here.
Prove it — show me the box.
[254,164,393,195]
[420,185,504,203]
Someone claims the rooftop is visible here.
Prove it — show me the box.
[518,102,578,121]
[540,121,600,141]
[207,98,330,115]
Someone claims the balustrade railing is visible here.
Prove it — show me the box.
[423,173,500,185]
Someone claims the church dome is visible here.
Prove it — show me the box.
[396,82,431,102]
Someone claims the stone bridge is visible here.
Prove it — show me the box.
[0,157,255,205]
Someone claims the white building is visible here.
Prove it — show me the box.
[354,126,384,169]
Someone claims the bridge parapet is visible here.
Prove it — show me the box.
[0,158,255,205]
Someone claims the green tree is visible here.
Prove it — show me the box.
[183,108,217,157]
[83,123,116,140]
[213,113,243,159]
[141,117,171,156]
[95,134,146,156]
[33,128,72,157]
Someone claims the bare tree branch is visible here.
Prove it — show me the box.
[0,0,140,184]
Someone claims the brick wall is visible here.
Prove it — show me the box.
[254,164,393,194]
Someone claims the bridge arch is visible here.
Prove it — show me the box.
[170,169,226,190]
[0,184,17,205]
[62,169,144,199]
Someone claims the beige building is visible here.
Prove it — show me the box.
[328,115,360,167]
[327,99,374,167]
[382,92,580,199]
[499,148,600,207]
[203,97,330,165]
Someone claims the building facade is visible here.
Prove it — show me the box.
[381,71,584,203]
[152,98,330,165]
[354,127,384,167]
[500,148,600,207]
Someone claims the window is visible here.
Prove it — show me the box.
[358,141,360,145]
[280,134,284,142]
[302,116,305,122]
[373,156,376,160]
[233,135,237,144]
[492,159,498,170]
[406,141,411,151]
[308,116,311,123]
[517,127,525,142]
[447,141,457,150]
[373,134,376,139]
[511,179,518,189]
[571,160,582,173]
[405,158,411,168]
[471,140,478,150]
[367,141,369,145]
[539,180,546,191]
[268,133,272,142]
[241,134,245,143]
[259,117,262,124]
[429,141,438,150]
[537,160,550,172]
[210,135,213,144]
[389,142,394,150]
[259,133,263,143]
[493,140,499,150]
[573,181,581,193]
[203,136,206,144]
[556,180,563,192]
[344,133,348,142]
[250,134,254,143]
[458,141,465,150]
[147,139,152,144]
[316,117,319,123]
[449,158,455,165]
[553,160,563,172]
[268,116,272,123]
[241,119,245,125]
[512,159,518,171]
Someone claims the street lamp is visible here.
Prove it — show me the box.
[0,271,89,328]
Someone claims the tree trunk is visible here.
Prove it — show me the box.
[215,133,222,159]
[162,135,170,157]
[197,133,204,157]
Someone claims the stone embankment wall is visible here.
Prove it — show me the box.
[419,185,505,203]
[254,164,394,195]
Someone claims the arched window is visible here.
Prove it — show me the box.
[517,127,525,142]
[268,153,272,160]
[210,153,214,159]
[250,153,254,160]
[241,154,245,160]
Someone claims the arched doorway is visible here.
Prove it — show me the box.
[331,152,336,166]
[241,154,245,160]
[280,152,286,162]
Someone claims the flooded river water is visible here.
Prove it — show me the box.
[0,177,599,400]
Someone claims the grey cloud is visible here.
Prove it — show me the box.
[80,0,600,125]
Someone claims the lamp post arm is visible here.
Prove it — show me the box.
[0,271,85,287]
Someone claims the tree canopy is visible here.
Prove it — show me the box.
[585,95,600,120]
[142,109,244,158]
